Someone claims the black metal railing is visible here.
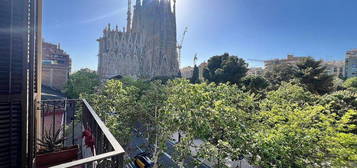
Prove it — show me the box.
[36,99,125,168]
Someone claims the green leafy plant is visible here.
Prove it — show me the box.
[343,77,357,91]
[203,53,248,84]
[295,57,334,95]
[63,68,100,98]
[38,128,65,153]
[264,63,297,89]
[78,77,357,167]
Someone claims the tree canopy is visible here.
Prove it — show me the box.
[264,63,297,89]
[190,65,200,84]
[63,68,100,98]
[295,57,334,95]
[81,77,357,167]
[241,75,269,94]
[203,53,248,84]
[343,77,357,91]
[73,54,356,167]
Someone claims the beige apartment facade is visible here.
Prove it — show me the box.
[42,42,71,90]
[323,61,345,77]
[264,54,308,70]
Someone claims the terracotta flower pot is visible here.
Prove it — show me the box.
[36,145,79,168]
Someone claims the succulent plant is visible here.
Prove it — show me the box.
[37,128,65,153]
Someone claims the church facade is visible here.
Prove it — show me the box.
[97,0,180,79]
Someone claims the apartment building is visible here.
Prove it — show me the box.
[345,49,357,78]
[264,54,308,70]
[323,61,345,77]
[42,42,71,90]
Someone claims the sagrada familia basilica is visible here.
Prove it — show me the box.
[97,0,180,79]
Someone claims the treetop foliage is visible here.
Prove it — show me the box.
[203,53,248,84]
[264,63,297,89]
[190,65,200,84]
[343,77,357,91]
[63,68,100,98]
[241,75,269,94]
[263,57,335,95]
[295,57,334,95]
[69,54,356,168]
[81,77,356,167]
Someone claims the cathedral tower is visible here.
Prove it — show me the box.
[97,0,179,79]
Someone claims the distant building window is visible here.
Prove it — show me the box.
[42,60,52,64]
[352,64,357,68]
[53,54,64,58]
[43,60,66,65]
[57,60,65,64]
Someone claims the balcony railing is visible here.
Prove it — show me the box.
[35,99,125,168]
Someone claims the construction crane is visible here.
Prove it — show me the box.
[177,27,188,67]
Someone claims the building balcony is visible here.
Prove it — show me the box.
[34,99,125,168]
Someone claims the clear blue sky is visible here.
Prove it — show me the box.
[43,0,357,71]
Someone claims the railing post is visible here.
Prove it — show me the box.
[41,102,45,137]
[63,100,66,147]
[72,116,75,146]
[52,101,56,137]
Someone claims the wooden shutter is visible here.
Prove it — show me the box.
[0,0,29,167]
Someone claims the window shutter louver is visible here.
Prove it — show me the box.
[0,0,30,167]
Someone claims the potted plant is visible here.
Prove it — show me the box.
[36,128,79,168]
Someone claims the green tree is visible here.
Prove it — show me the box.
[295,57,334,95]
[190,65,200,84]
[263,63,297,89]
[164,79,257,167]
[250,83,357,167]
[80,77,357,167]
[203,53,248,84]
[333,77,345,91]
[253,83,338,167]
[136,81,171,167]
[343,77,357,90]
[163,79,205,167]
[81,80,140,148]
[241,75,269,94]
[327,109,357,167]
[319,90,357,117]
[63,68,100,98]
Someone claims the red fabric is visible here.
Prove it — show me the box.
[82,129,95,154]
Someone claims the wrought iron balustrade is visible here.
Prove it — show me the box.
[35,99,125,168]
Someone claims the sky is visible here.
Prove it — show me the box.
[43,0,357,71]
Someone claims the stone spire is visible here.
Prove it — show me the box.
[127,0,132,32]
[173,0,176,16]
[167,0,172,10]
